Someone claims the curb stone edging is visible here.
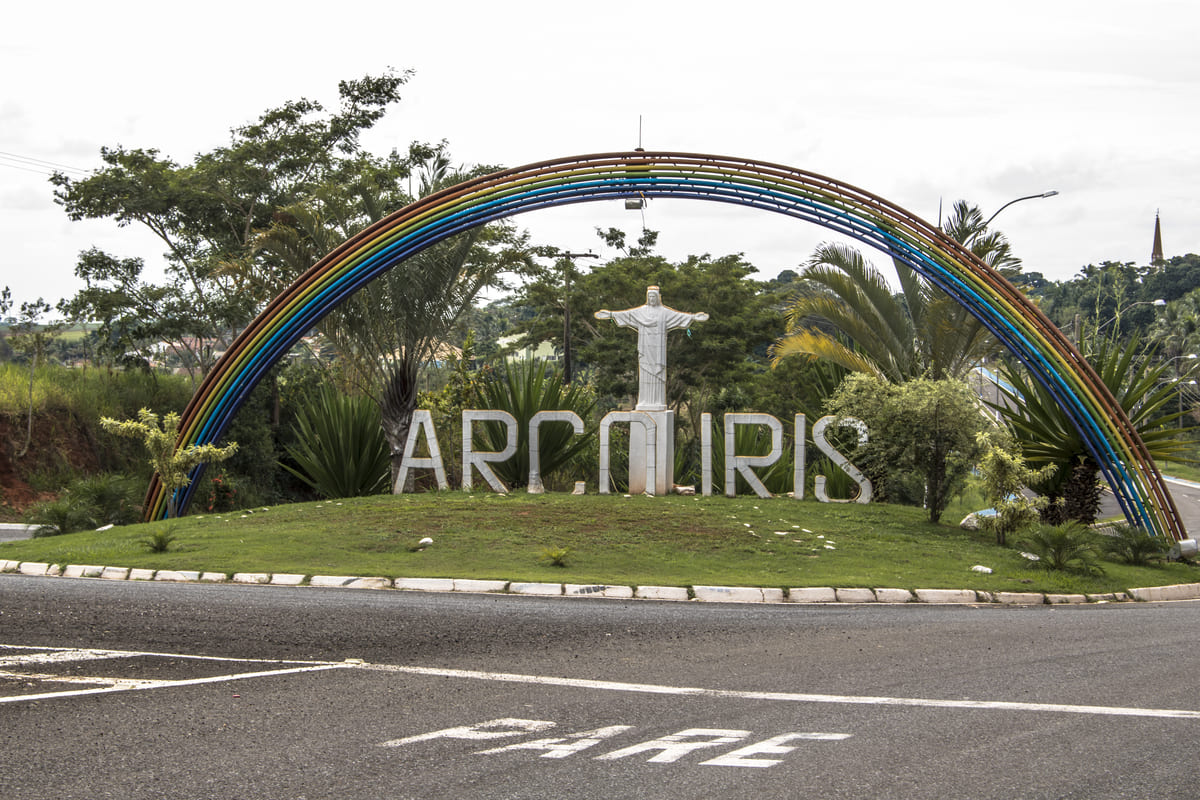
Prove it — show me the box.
[5,560,1200,604]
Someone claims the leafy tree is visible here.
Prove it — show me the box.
[100,409,238,518]
[251,153,535,490]
[52,72,413,381]
[826,374,992,522]
[973,432,1055,545]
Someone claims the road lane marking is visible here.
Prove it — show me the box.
[0,664,347,704]
[360,664,1200,720]
[5,645,1200,720]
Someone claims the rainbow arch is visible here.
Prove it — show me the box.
[148,152,1185,540]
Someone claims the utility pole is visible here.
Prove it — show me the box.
[558,251,599,383]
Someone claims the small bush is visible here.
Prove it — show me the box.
[539,546,572,568]
[69,473,143,526]
[139,527,176,553]
[26,498,94,537]
[1100,523,1170,566]
[1022,522,1104,575]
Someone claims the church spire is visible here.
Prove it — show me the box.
[1151,211,1164,265]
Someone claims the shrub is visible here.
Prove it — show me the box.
[539,546,572,567]
[26,497,95,537]
[139,527,176,553]
[282,385,390,498]
[68,473,143,526]
[475,360,596,490]
[1100,523,1170,566]
[1022,522,1104,575]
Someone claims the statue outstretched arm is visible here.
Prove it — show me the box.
[594,310,612,320]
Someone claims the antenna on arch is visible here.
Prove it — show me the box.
[625,115,647,211]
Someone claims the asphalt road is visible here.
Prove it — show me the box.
[2,575,1198,799]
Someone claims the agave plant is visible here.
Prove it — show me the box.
[991,336,1192,524]
[474,359,596,490]
[282,385,390,498]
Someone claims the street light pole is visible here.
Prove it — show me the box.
[983,190,1059,229]
[558,251,598,384]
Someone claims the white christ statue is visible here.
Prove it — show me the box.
[595,286,709,411]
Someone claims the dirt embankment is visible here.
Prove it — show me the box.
[0,411,103,520]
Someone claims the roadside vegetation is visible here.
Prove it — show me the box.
[2,493,1195,595]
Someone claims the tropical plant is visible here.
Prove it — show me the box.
[68,473,144,526]
[281,385,390,498]
[991,336,1193,524]
[1098,522,1170,566]
[252,152,534,492]
[1022,522,1104,575]
[99,408,238,518]
[139,527,177,553]
[972,433,1055,545]
[770,202,1015,383]
[26,497,95,537]
[474,359,597,490]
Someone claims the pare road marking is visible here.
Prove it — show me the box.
[380,718,851,768]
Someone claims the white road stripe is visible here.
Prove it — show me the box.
[5,645,1199,720]
[362,664,1200,720]
[0,664,346,704]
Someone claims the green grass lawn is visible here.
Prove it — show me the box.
[4,492,1196,595]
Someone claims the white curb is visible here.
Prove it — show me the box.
[453,579,508,593]
[509,582,563,596]
[309,575,359,588]
[914,589,980,604]
[693,585,778,603]
[1046,593,1088,604]
[996,592,1045,605]
[395,577,455,592]
[565,584,635,598]
[154,570,201,582]
[636,585,690,601]
[1127,582,1200,602]
[6,559,1197,608]
[788,587,836,603]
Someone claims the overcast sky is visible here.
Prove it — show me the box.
[3,0,1198,312]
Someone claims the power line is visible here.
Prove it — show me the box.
[0,150,90,176]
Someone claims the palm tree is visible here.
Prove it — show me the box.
[769,201,1011,382]
[990,336,1192,524]
[252,151,532,490]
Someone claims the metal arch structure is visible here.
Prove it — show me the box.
[145,151,1186,540]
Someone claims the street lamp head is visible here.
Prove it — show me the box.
[1041,190,1059,198]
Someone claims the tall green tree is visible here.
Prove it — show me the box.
[251,151,535,490]
[52,72,413,381]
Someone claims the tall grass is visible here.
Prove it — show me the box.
[0,363,192,419]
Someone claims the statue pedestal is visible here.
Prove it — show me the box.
[629,409,673,495]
